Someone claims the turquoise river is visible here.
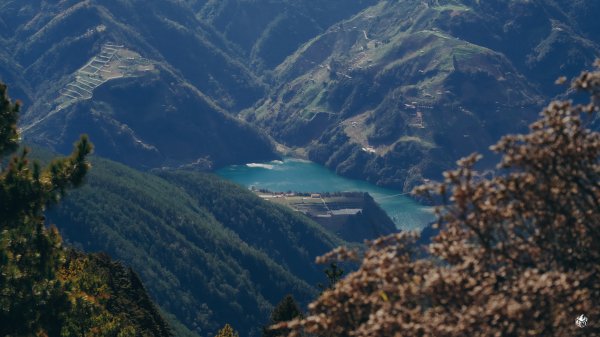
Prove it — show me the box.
[217,158,434,231]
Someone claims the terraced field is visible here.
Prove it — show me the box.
[21,43,154,133]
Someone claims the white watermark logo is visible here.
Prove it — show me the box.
[575,314,588,328]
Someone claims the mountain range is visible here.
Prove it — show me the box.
[246,0,600,189]
[2,0,599,336]
[2,0,598,188]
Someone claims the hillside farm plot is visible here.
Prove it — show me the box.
[21,43,154,133]
[254,190,397,241]
[257,191,364,218]
[56,43,153,108]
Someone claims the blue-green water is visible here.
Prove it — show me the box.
[216,158,434,231]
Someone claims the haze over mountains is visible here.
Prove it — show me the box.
[1,0,599,336]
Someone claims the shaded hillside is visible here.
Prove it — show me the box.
[43,153,344,337]
[4,0,262,110]
[0,0,275,169]
[0,50,31,105]
[24,65,276,170]
[195,0,377,69]
[245,0,599,190]
[437,0,600,95]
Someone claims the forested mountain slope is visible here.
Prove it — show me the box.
[1,83,173,337]
[41,151,345,337]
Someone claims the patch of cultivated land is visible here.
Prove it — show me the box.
[21,43,154,133]
[342,111,434,155]
[57,43,154,109]
[256,191,363,217]
[254,189,397,241]
[342,111,378,153]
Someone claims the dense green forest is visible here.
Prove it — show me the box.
[0,82,172,336]
[4,85,348,336]
[155,170,348,281]
[2,79,348,336]
[57,250,174,336]
[41,151,346,336]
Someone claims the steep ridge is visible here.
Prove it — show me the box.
[43,152,344,337]
[24,64,275,170]
[435,0,600,95]
[0,0,276,169]
[195,0,377,69]
[245,0,600,190]
[7,0,261,110]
